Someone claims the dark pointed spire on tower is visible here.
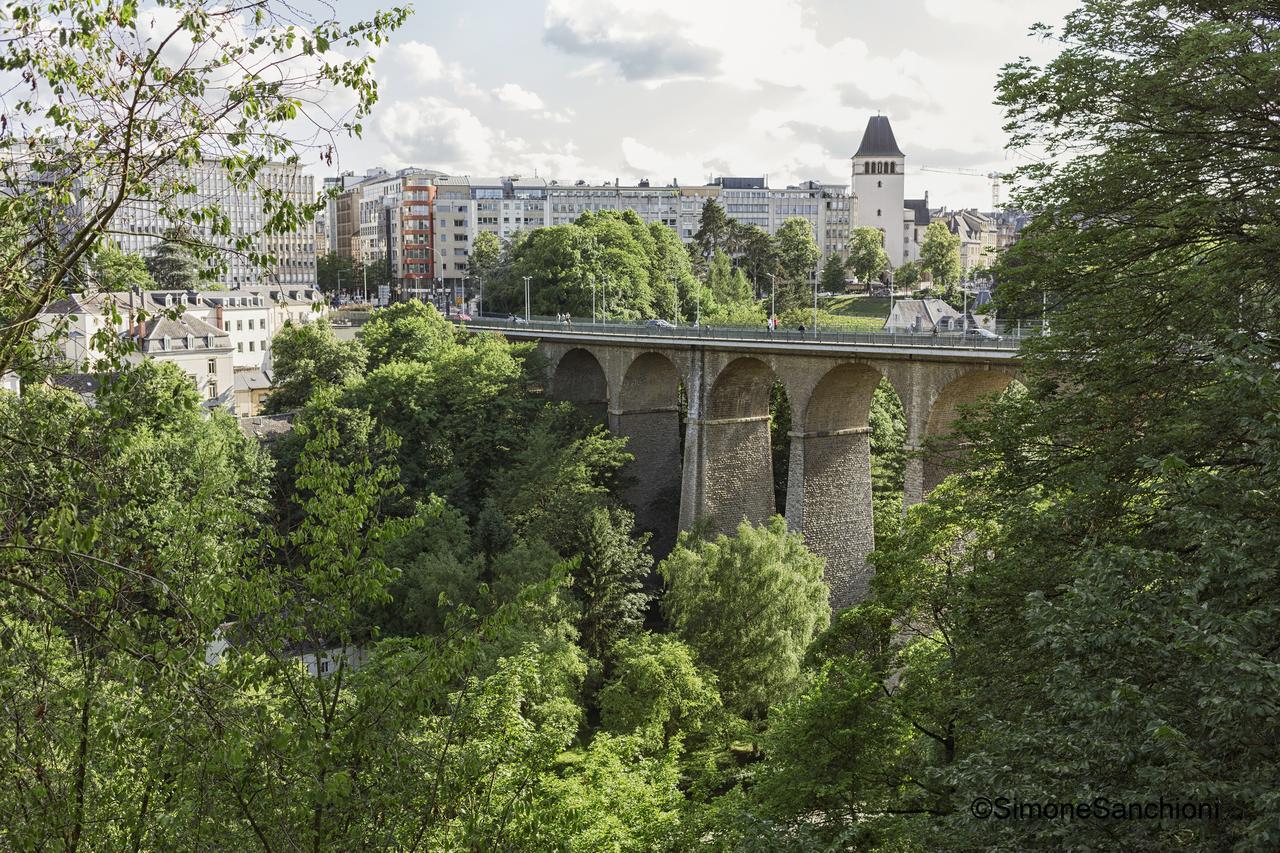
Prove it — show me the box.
[855,115,904,157]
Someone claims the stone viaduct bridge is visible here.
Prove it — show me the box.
[465,320,1023,609]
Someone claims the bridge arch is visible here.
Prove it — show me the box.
[920,368,1018,495]
[551,347,609,422]
[615,352,683,555]
[695,356,784,533]
[786,362,884,607]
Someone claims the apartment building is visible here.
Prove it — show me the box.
[939,209,999,274]
[110,159,317,288]
[324,168,853,299]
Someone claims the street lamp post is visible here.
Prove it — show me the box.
[813,272,819,337]
[362,266,368,305]
[523,275,531,321]
[591,276,597,325]
[767,273,777,327]
[888,269,895,331]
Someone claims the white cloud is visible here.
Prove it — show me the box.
[923,0,1077,31]
[375,96,494,168]
[378,41,447,81]
[493,83,545,111]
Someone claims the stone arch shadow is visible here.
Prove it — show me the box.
[921,369,1018,495]
[550,347,609,424]
[614,351,683,557]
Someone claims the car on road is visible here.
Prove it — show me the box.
[508,315,528,325]
[965,326,1002,341]
[452,312,473,322]
[644,318,676,329]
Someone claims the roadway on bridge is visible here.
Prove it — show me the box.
[458,317,1026,361]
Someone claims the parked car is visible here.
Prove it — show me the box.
[965,326,1002,340]
[644,318,676,329]
[453,313,473,322]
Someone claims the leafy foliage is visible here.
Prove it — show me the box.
[262,319,367,414]
[847,226,890,290]
[0,0,408,379]
[660,517,829,722]
[919,220,961,287]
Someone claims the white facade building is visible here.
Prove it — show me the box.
[110,159,318,288]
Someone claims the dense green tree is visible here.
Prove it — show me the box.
[847,226,889,292]
[707,249,733,304]
[919,220,961,288]
[519,733,683,850]
[819,252,849,294]
[736,224,777,297]
[571,507,653,664]
[262,319,367,414]
[659,517,829,723]
[869,380,907,539]
[691,198,733,266]
[643,221,694,322]
[316,251,356,294]
[89,242,156,292]
[894,258,923,290]
[0,363,271,848]
[772,217,820,310]
[358,299,458,369]
[341,334,544,516]
[483,211,672,320]
[599,633,723,751]
[726,266,753,305]
[913,3,1280,849]
[145,229,202,290]
[469,230,502,283]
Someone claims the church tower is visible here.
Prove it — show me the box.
[851,115,906,267]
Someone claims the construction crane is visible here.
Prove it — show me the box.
[919,166,1002,209]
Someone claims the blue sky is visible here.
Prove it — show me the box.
[326,0,1077,209]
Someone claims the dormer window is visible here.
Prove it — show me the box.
[161,335,170,351]
[186,334,194,350]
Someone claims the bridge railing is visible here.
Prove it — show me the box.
[459,315,1035,350]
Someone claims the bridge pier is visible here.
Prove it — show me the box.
[611,405,682,557]
[785,426,876,608]
[679,355,775,534]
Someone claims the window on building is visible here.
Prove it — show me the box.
[248,318,255,330]
[208,382,217,399]
[261,340,266,350]
[236,320,243,331]
[237,342,244,353]
[249,341,255,352]
[207,358,216,374]
[877,180,882,188]
[877,209,882,217]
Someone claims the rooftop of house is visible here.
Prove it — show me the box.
[127,313,232,354]
[237,413,294,441]
[233,368,272,392]
[905,198,931,226]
